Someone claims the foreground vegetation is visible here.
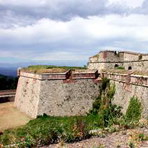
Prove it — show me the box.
[0,74,18,90]
[0,78,144,147]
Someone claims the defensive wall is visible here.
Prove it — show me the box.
[15,50,148,119]
[101,72,148,118]
[15,70,101,118]
[88,50,148,72]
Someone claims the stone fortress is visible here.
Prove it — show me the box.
[15,50,148,118]
[88,50,148,72]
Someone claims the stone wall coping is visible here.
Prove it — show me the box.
[102,72,148,78]
[88,59,148,63]
[92,50,148,57]
[72,70,98,74]
[102,72,148,87]
[40,71,70,75]
[130,74,148,78]
[19,70,99,80]
[19,71,70,80]
[102,72,128,76]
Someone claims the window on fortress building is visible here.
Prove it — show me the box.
[128,66,132,70]
[114,64,119,68]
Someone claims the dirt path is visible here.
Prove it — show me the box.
[0,102,31,131]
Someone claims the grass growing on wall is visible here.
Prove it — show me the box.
[22,65,87,73]
[116,66,125,70]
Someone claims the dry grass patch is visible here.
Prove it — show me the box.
[0,102,31,131]
[21,65,87,74]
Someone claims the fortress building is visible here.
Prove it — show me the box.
[15,69,101,118]
[88,50,148,72]
[15,50,148,118]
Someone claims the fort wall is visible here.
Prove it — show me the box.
[15,71,101,118]
[88,50,148,72]
[15,50,148,119]
[102,72,148,118]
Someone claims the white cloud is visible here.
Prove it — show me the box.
[1,14,148,43]
[108,0,144,8]
[0,14,147,62]
[0,0,46,6]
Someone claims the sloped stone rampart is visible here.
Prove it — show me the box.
[15,71,101,118]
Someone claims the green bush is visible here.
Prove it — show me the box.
[125,96,142,122]
[89,78,122,127]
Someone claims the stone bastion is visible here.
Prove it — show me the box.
[15,50,148,119]
[15,69,101,118]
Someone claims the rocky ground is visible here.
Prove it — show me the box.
[42,127,148,148]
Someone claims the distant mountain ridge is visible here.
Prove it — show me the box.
[0,67,17,77]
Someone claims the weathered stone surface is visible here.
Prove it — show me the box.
[112,80,148,118]
[88,50,148,72]
[15,72,100,118]
[102,72,148,118]
[15,76,41,118]
[38,79,100,117]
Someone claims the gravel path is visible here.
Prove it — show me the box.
[42,127,148,148]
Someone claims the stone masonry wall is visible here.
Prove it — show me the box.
[88,50,148,72]
[102,72,148,118]
[15,71,101,118]
[123,60,148,71]
[15,76,41,118]
[38,79,100,117]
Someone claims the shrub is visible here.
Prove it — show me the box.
[125,96,142,122]
[89,78,122,127]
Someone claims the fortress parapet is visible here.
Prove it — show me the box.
[18,69,99,81]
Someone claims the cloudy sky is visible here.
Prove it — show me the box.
[0,0,148,66]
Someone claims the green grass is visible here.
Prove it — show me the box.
[22,65,87,73]
[116,66,125,70]
[0,114,104,147]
